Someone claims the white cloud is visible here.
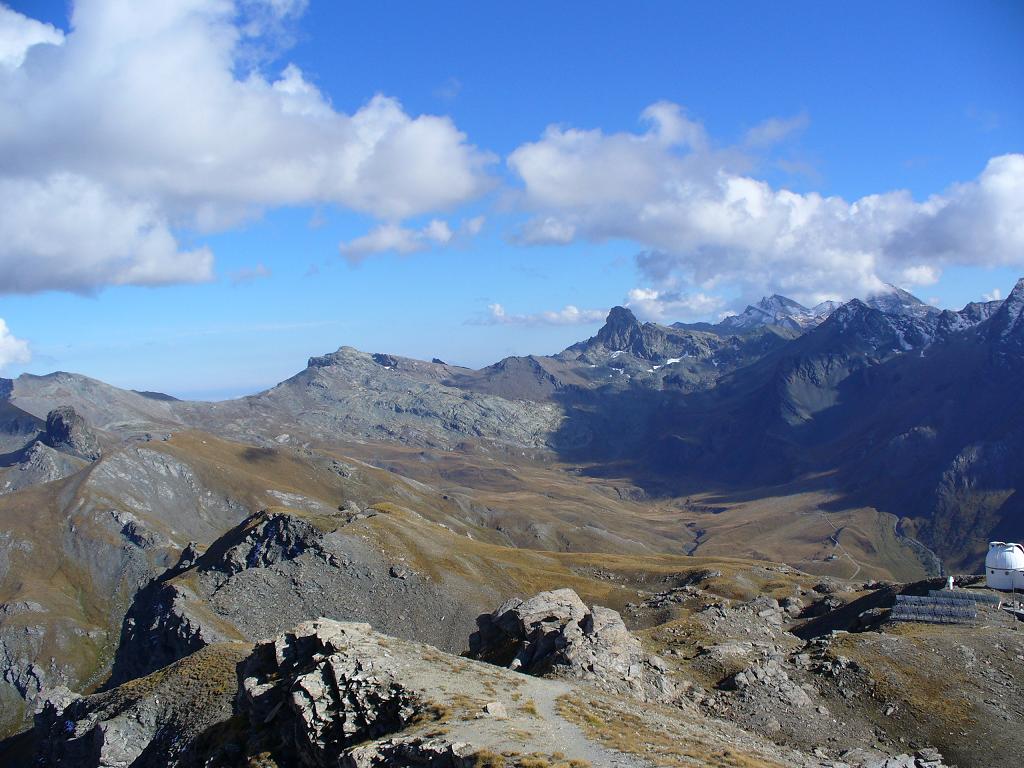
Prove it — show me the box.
[0,174,213,293]
[898,265,940,287]
[0,317,30,370]
[461,215,485,236]
[508,103,1024,314]
[471,303,607,327]
[0,0,492,294]
[339,216,487,262]
[983,288,1003,302]
[0,4,63,69]
[743,113,808,147]
[339,219,452,263]
[626,288,726,323]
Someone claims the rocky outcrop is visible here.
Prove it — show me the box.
[0,441,85,495]
[214,512,326,574]
[594,306,646,353]
[41,621,470,768]
[36,619,647,768]
[988,277,1024,355]
[33,643,252,768]
[239,620,427,765]
[468,588,675,702]
[111,509,477,684]
[111,580,236,685]
[42,406,102,460]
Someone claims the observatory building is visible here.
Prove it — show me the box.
[985,542,1024,591]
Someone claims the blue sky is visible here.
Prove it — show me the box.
[0,0,1021,398]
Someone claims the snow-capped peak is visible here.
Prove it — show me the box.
[719,294,837,332]
[863,284,939,318]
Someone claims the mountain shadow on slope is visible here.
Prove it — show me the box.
[550,284,1024,572]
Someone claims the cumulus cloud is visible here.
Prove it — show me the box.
[0,174,213,293]
[339,216,486,262]
[470,303,607,327]
[340,219,453,263]
[0,0,492,294]
[508,103,1024,315]
[625,288,726,323]
[0,318,30,369]
[0,4,63,69]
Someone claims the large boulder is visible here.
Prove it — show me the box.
[238,620,425,766]
[468,587,675,702]
[42,405,102,461]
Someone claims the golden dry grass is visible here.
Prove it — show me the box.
[556,695,787,768]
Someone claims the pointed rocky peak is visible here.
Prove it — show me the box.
[757,294,808,313]
[42,405,101,461]
[864,283,939,317]
[988,277,1024,346]
[823,298,873,327]
[595,306,641,350]
[720,293,831,333]
[935,299,1003,335]
[810,299,841,317]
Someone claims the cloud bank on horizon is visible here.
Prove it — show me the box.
[508,102,1024,311]
[0,0,1022,366]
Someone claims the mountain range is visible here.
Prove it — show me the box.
[0,278,1021,764]
[3,281,1020,568]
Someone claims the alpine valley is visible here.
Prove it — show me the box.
[1,279,1023,768]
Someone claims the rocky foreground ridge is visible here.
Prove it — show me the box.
[31,591,960,768]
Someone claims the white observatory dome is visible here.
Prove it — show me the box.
[985,542,1024,590]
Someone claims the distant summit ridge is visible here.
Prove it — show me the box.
[864,283,940,318]
[594,305,643,352]
[720,294,839,332]
[988,277,1024,351]
[713,283,947,334]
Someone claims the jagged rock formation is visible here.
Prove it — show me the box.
[33,619,668,768]
[41,406,102,460]
[468,588,675,702]
[31,597,983,768]
[33,643,252,768]
[0,441,85,495]
[719,294,839,332]
[238,620,428,764]
[112,509,479,684]
[987,276,1024,354]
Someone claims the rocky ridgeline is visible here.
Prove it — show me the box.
[32,600,684,768]
[31,588,963,768]
[468,587,675,702]
[111,509,478,685]
[0,405,100,496]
